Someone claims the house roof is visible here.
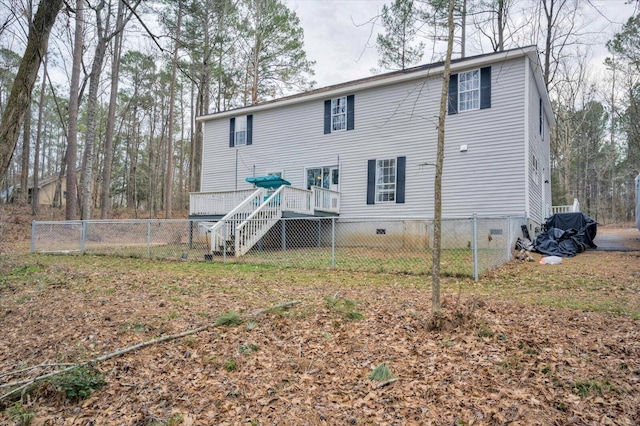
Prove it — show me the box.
[197,45,554,125]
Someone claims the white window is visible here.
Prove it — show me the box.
[235,116,247,146]
[532,155,539,181]
[459,69,480,112]
[376,158,396,202]
[331,96,347,132]
[265,170,283,178]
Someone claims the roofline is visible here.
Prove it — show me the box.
[197,45,543,122]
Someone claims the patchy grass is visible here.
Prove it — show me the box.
[470,251,640,319]
[52,366,106,401]
[368,363,395,382]
[573,379,618,398]
[214,311,243,327]
[3,402,34,426]
[0,250,639,424]
[325,295,365,320]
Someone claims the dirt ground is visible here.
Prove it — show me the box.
[0,205,639,425]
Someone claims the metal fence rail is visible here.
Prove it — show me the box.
[31,215,526,280]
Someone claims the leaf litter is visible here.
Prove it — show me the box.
[0,249,638,425]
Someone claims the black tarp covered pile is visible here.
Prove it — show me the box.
[532,213,598,257]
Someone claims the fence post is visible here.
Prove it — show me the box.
[147,220,151,259]
[506,216,512,261]
[472,213,478,281]
[81,221,86,254]
[30,221,36,253]
[331,217,335,269]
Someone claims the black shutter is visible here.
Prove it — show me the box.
[324,100,331,134]
[347,94,355,130]
[367,159,376,205]
[480,66,491,109]
[246,115,253,145]
[229,117,235,147]
[539,98,543,135]
[396,156,406,204]
[448,73,458,115]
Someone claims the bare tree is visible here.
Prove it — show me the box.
[0,0,63,183]
[473,0,518,52]
[100,0,125,219]
[19,96,31,204]
[80,0,140,219]
[32,53,47,215]
[431,0,456,317]
[164,0,183,218]
[66,0,84,220]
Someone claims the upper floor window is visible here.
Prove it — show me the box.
[324,95,355,134]
[229,114,253,147]
[331,97,347,131]
[235,116,247,146]
[448,67,491,115]
[459,70,480,111]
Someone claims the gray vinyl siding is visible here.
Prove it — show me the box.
[441,59,526,218]
[526,61,552,226]
[201,57,529,219]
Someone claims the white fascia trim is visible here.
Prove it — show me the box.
[197,47,538,122]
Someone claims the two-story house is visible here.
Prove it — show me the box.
[191,46,554,256]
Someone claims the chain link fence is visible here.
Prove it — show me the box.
[31,215,526,280]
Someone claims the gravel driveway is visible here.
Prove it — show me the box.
[594,226,640,251]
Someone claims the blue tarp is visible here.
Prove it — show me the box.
[245,175,291,189]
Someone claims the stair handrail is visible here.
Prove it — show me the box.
[235,185,286,256]
[205,188,265,251]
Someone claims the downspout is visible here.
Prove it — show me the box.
[524,56,531,226]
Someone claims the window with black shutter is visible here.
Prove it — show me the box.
[324,95,355,134]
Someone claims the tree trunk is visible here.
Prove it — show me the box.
[165,0,183,219]
[100,0,125,219]
[178,83,186,209]
[431,0,456,316]
[460,0,466,57]
[542,0,553,89]
[19,1,35,206]
[32,53,48,216]
[0,0,63,182]
[80,1,110,220]
[66,0,84,221]
[19,104,32,204]
[497,0,504,51]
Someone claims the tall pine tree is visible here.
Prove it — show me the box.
[376,0,424,70]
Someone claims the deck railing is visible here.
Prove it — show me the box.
[235,186,286,256]
[203,188,265,252]
[551,198,580,215]
[312,186,340,213]
[189,189,256,216]
[281,186,313,215]
[190,186,340,217]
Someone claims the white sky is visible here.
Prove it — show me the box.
[288,0,639,89]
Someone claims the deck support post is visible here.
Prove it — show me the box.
[331,217,335,269]
[281,219,286,251]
